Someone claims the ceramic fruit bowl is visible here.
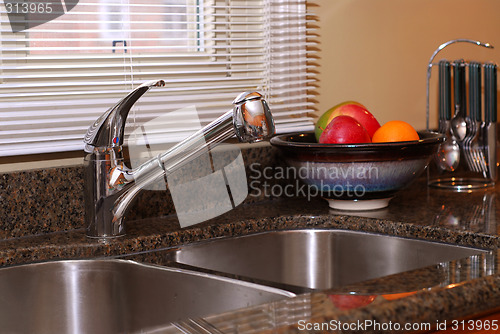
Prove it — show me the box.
[270,131,444,210]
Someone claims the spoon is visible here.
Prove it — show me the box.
[435,60,460,171]
[451,105,468,141]
[450,60,470,142]
[436,130,460,172]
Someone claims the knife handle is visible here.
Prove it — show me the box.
[453,59,466,115]
[469,62,482,122]
[485,63,497,123]
[439,60,451,121]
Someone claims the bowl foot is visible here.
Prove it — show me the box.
[324,197,393,211]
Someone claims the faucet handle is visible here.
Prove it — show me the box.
[232,91,276,143]
[84,80,166,153]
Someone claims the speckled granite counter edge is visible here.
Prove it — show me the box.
[2,207,500,267]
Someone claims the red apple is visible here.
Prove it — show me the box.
[319,115,371,144]
[315,101,365,141]
[315,102,381,141]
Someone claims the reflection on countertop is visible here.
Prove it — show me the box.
[332,179,498,236]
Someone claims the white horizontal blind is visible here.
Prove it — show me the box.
[0,0,317,156]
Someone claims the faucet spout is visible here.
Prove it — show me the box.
[83,84,275,238]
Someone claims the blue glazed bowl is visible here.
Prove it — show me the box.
[270,131,444,210]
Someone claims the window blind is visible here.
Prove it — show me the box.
[0,0,317,156]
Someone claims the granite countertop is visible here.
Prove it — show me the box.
[2,150,500,332]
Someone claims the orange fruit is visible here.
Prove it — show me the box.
[371,120,419,143]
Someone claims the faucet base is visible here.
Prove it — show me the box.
[84,151,128,238]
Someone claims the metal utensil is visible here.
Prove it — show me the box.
[438,60,452,133]
[451,60,470,143]
[466,61,487,174]
[436,60,460,171]
[451,59,474,171]
[484,63,498,181]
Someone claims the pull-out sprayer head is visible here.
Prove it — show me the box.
[233,91,275,143]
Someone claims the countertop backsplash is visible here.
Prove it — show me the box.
[0,144,292,240]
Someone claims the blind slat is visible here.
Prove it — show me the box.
[0,0,317,157]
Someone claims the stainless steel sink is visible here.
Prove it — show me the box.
[0,259,294,334]
[171,229,488,291]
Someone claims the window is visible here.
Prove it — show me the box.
[0,0,317,156]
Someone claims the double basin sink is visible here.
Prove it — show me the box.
[0,229,489,333]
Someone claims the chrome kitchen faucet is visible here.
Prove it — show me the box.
[84,79,275,238]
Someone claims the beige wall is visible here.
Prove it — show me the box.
[315,0,500,131]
